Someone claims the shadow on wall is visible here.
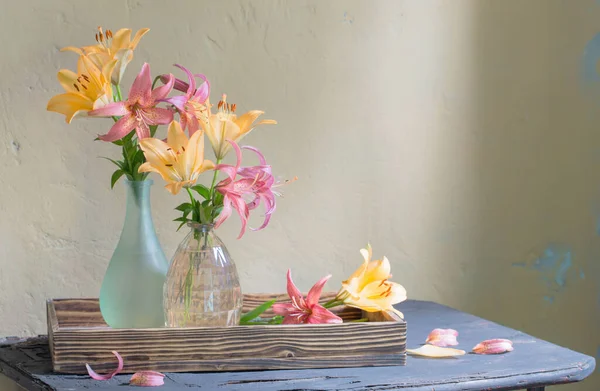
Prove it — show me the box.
[461,1,599,390]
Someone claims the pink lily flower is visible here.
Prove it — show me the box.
[89,63,174,142]
[215,140,296,238]
[214,141,276,238]
[161,64,210,136]
[272,270,343,325]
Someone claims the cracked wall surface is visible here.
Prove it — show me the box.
[0,1,598,389]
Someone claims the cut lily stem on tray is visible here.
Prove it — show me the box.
[406,344,466,358]
[86,351,123,380]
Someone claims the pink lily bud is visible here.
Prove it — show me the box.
[426,328,459,347]
[130,371,166,386]
[161,74,189,93]
[86,351,123,380]
[472,339,514,354]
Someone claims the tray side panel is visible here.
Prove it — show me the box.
[53,353,406,373]
[51,321,406,374]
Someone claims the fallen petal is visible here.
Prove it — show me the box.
[473,338,514,354]
[86,351,124,380]
[130,371,165,386]
[407,344,466,358]
[426,328,459,347]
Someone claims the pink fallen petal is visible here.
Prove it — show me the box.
[472,338,514,354]
[130,371,165,387]
[86,351,123,380]
[426,328,459,347]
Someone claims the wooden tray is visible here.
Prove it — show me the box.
[47,293,406,374]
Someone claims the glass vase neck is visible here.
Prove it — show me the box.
[188,223,215,233]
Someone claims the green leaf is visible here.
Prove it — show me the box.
[214,191,224,206]
[239,300,276,324]
[268,316,284,325]
[149,124,159,137]
[212,206,224,218]
[173,216,189,231]
[101,157,124,170]
[199,205,212,224]
[191,184,210,200]
[175,202,194,212]
[110,170,125,189]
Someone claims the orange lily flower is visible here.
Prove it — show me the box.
[62,26,149,85]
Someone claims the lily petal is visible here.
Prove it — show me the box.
[473,339,514,354]
[89,101,128,117]
[130,63,152,106]
[152,73,174,101]
[306,274,331,307]
[146,107,174,125]
[129,370,165,387]
[214,196,233,229]
[426,329,459,347]
[192,74,210,102]
[174,64,196,95]
[130,28,150,49]
[47,92,93,123]
[98,114,136,142]
[285,269,303,303]
[307,304,343,324]
[272,303,296,316]
[86,351,123,380]
[406,345,466,358]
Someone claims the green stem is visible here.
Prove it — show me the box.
[323,299,345,309]
[186,187,196,207]
[152,76,162,89]
[209,158,223,201]
[115,84,123,102]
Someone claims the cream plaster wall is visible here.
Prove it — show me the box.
[0,0,598,389]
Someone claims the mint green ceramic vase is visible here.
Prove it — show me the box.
[99,179,169,328]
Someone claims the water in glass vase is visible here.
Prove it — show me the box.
[164,224,242,327]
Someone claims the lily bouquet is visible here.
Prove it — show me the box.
[47,26,295,327]
[47,26,287,237]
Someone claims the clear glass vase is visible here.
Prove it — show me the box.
[163,223,243,327]
[99,179,169,328]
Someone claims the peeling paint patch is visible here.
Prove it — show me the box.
[11,140,20,155]
[582,32,600,83]
[342,11,354,24]
[543,296,554,304]
[514,245,584,304]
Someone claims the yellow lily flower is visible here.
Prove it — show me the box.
[201,94,277,160]
[338,244,407,318]
[62,26,150,85]
[47,55,116,123]
[138,121,215,195]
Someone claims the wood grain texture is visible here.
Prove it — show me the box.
[47,293,406,374]
[1,300,596,390]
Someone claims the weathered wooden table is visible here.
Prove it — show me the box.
[0,300,595,390]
